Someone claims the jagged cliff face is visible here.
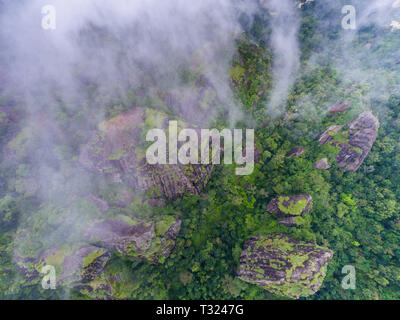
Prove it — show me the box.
[7,106,213,298]
[237,234,333,299]
[319,111,380,172]
[79,107,213,200]
[12,195,181,298]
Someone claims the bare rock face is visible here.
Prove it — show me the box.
[285,146,305,157]
[318,125,343,145]
[86,194,109,213]
[319,111,380,172]
[79,107,213,200]
[0,107,19,147]
[83,217,181,264]
[267,194,312,217]
[237,234,333,299]
[314,158,331,170]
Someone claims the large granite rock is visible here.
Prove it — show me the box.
[267,194,312,217]
[79,107,213,200]
[267,195,312,227]
[0,107,18,147]
[83,217,181,264]
[319,111,379,172]
[328,100,351,117]
[13,196,182,297]
[237,234,333,299]
[318,124,343,145]
[43,245,111,286]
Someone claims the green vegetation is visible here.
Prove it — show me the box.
[277,197,308,216]
[1,1,400,301]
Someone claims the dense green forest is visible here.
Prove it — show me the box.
[1,0,400,300]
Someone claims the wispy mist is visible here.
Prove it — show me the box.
[261,0,301,118]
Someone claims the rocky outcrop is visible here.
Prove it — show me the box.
[237,234,333,299]
[267,194,312,217]
[14,243,111,287]
[13,196,182,297]
[0,107,19,147]
[83,216,181,264]
[79,107,213,200]
[314,158,331,170]
[285,146,305,157]
[319,111,380,172]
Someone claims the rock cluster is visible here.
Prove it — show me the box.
[13,196,181,297]
[79,107,213,200]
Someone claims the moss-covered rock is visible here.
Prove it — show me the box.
[267,194,312,218]
[14,242,111,288]
[79,107,213,200]
[319,111,379,172]
[83,216,181,264]
[237,234,333,299]
[285,146,305,157]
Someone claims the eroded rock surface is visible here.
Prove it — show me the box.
[319,111,379,172]
[237,234,333,299]
[13,197,182,297]
[79,107,213,200]
[267,195,312,227]
[83,217,181,264]
[328,100,351,115]
[14,243,111,287]
[0,107,19,148]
